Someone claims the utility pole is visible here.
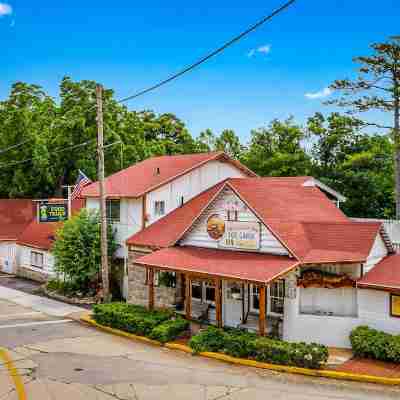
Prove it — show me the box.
[96,83,110,301]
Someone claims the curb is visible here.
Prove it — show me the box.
[80,315,400,386]
[80,315,162,347]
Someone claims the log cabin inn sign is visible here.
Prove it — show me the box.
[206,214,261,250]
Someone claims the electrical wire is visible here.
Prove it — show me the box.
[116,0,296,104]
[0,0,296,157]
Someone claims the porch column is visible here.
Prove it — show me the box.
[148,267,154,310]
[185,275,192,320]
[259,284,266,336]
[215,278,222,328]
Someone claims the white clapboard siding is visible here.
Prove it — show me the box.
[0,242,17,274]
[18,245,55,277]
[181,187,288,255]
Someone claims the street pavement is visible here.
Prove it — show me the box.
[0,293,400,399]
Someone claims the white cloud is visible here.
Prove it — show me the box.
[247,44,271,58]
[257,45,271,54]
[305,87,332,99]
[0,3,12,17]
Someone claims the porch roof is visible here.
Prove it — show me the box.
[358,254,400,291]
[134,246,299,284]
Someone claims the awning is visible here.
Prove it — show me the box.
[134,246,299,284]
[358,254,400,291]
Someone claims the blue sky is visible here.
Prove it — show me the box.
[1,1,399,142]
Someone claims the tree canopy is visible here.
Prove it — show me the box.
[0,76,395,219]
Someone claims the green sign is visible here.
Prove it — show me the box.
[39,203,68,223]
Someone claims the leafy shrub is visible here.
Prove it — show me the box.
[350,326,400,363]
[189,326,226,353]
[149,317,189,343]
[254,338,328,369]
[93,302,173,336]
[53,209,118,295]
[189,326,328,369]
[222,328,258,358]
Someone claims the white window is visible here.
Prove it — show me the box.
[299,287,357,317]
[269,280,285,315]
[191,281,202,301]
[31,251,44,269]
[250,285,260,313]
[154,200,165,216]
[106,199,120,222]
[191,281,215,304]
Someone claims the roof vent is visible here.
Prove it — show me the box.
[155,167,160,175]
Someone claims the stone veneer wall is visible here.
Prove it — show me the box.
[127,249,182,309]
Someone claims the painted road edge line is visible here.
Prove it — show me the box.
[0,347,27,400]
[80,315,400,386]
[0,319,73,330]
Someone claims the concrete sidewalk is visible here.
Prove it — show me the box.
[0,285,84,318]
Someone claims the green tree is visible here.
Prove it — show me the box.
[52,209,118,295]
[308,112,395,218]
[242,117,312,176]
[0,82,57,198]
[327,37,400,217]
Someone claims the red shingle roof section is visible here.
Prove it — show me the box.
[227,178,349,223]
[81,152,255,198]
[134,246,299,283]
[127,182,225,248]
[0,200,35,241]
[358,254,400,290]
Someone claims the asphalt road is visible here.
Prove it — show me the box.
[1,297,400,399]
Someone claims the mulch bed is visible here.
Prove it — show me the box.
[334,358,400,378]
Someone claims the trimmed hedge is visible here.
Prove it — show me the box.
[149,318,189,343]
[92,303,187,341]
[189,326,328,369]
[350,326,400,363]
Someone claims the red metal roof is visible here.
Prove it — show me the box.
[358,254,400,291]
[127,177,384,265]
[81,152,256,198]
[134,246,299,283]
[17,199,84,251]
[0,200,35,241]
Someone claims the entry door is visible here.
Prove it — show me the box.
[0,245,14,274]
[223,282,243,327]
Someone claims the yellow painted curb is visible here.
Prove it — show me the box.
[80,315,400,386]
[0,348,27,400]
[80,315,162,347]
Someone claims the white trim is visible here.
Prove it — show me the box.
[303,178,346,202]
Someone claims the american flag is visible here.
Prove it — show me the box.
[71,170,92,200]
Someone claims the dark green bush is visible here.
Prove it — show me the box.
[188,326,328,369]
[350,326,400,363]
[222,328,258,358]
[92,303,173,336]
[254,338,328,369]
[189,326,226,353]
[149,317,189,343]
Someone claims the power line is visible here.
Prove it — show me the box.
[116,0,296,104]
[0,139,33,155]
[0,0,295,157]
[0,140,96,169]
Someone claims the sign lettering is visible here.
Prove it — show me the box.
[219,221,260,250]
[39,203,68,223]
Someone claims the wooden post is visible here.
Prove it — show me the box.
[259,285,266,336]
[148,267,154,310]
[215,278,222,328]
[185,275,192,320]
[141,194,147,230]
[96,84,110,302]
